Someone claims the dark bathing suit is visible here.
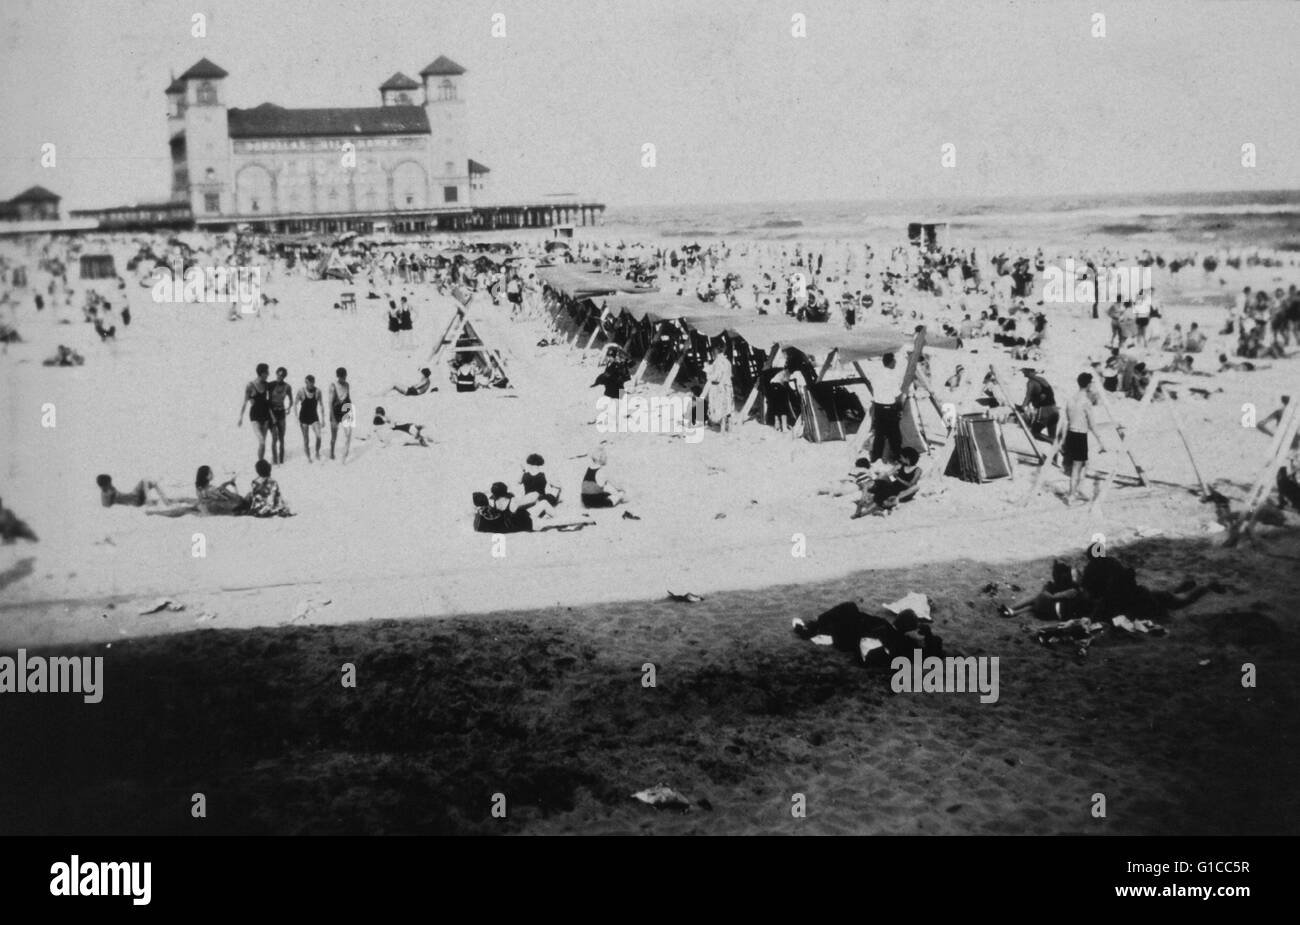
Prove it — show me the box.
[299,388,320,425]
[331,384,350,423]
[581,467,614,508]
[247,381,271,423]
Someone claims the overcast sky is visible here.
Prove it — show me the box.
[2,0,1298,209]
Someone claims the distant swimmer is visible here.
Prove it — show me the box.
[238,362,273,462]
[295,374,324,462]
[329,366,354,463]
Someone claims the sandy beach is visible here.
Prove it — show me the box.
[2,219,1298,835]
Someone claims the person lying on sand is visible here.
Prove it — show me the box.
[474,482,592,533]
[852,447,923,518]
[1078,550,1222,624]
[792,602,942,666]
[1219,353,1268,373]
[371,407,430,447]
[97,474,173,508]
[391,368,434,396]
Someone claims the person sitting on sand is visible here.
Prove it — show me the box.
[1161,323,1185,352]
[517,453,561,517]
[246,459,293,517]
[391,368,434,396]
[195,465,249,516]
[42,344,84,367]
[852,447,923,518]
[372,406,430,446]
[1184,322,1206,353]
[998,560,1085,620]
[792,602,941,666]
[581,447,627,509]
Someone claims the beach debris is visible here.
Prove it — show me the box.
[980,582,999,595]
[1036,618,1106,646]
[194,612,217,624]
[883,592,931,623]
[138,598,184,615]
[631,785,692,811]
[622,511,641,520]
[290,596,332,623]
[1112,615,1166,636]
[714,513,726,519]
[1198,658,1212,667]
[667,591,703,603]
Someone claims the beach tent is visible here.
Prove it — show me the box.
[426,300,513,390]
[315,250,353,282]
[78,254,116,280]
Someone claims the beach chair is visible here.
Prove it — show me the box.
[340,291,356,313]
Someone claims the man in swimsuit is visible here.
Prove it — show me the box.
[238,363,273,461]
[372,406,429,447]
[295,374,324,462]
[328,366,354,463]
[269,366,293,465]
[96,474,172,507]
[1054,372,1107,505]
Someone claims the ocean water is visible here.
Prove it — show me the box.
[602,190,1300,251]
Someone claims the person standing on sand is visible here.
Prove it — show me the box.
[295,374,324,462]
[238,363,273,462]
[867,352,905,463]
[269,366,293,465]
[329,367,354,463]
[1054,372,1107,505]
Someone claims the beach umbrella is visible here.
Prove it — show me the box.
[335,230,359,244]
[545,240,571,252]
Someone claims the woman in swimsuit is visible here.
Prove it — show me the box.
[194,466,248,516]
[329,367,354,463]
[580,447,626,509]
[296,374,324,462]
[238,363,273,461]
[517,452,561,518]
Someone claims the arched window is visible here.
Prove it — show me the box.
[197,81,217,105]
[439,79,456,101]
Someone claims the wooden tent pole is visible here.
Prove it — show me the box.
[988,367,1045,463]
[1164,397,1209,497]
[1233,398,1300,544]
[1089,374,1156,512]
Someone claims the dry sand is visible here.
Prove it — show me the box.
[1,231,1297,834]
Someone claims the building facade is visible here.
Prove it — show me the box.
[166,56,490,231]
[0,186,61,222]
